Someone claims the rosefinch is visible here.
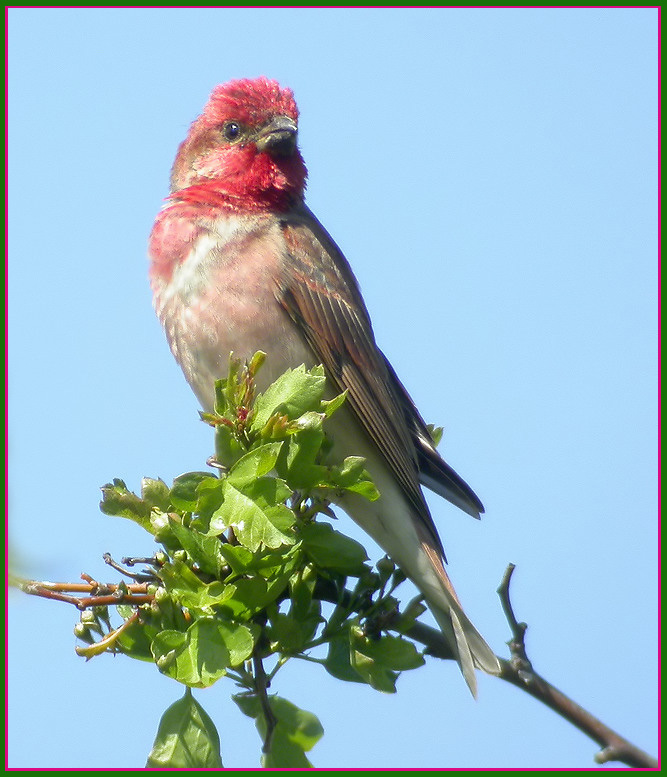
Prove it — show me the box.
[149,76,500,694]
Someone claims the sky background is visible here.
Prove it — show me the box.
[7,7,659,770]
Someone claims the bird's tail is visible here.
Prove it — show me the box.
[420,542,501,697]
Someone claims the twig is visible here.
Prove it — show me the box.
[497,563,530,672]
[76,612,140,658]
[496,564,658,769]
[17,577,154,610]
[252,655,278,755]
[103,552,159,582]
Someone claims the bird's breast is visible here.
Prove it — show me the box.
[153,211,314,411]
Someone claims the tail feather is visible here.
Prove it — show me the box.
[434,604,478,696]
[429,596,501,697]
[331,425,499,696]
[421,540,501,695]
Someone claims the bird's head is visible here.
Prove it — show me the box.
[169,77,308,211]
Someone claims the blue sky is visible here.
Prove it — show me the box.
[7,7,658,769]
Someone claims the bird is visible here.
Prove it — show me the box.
[149,76,500,695]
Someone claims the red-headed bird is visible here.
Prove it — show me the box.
[149,77,500,695]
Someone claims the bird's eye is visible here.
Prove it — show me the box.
[222,121,242,142]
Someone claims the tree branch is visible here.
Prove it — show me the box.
[16,576,154,610]
[495,564,658,768]
[396,565,658,769]
[252,655,278,755]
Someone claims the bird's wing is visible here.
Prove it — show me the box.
[277,206,483,521]
[276,206,501,692]
[380,355,485,518]
[275,206,446,553]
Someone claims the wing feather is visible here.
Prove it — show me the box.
[276,207,445,553]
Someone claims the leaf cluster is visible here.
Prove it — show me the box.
[80,354,427,766]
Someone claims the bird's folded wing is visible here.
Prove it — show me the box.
[276,208,444,555]
[380,355,485,518]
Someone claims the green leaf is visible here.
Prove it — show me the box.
[267,607,321,653]
[213,376,229,417]
[99,479,152,530]
[214,424,246,470]
[349,647,397,693]
[241,474,293,509]
[226,442,284,488]
[141,477,172,511]
[426,423,444,448]
[266,695,323,752]
[375,555,396,586]
[146,688,223,768]
[219,354,241,414]
[398,595,428,630]
[258,412,291,440]
[252,365,327,429]
[329,457,380,501]
[217,620,256,665]
[158,558,228,611]
[167,519,224,577]
[299,522,369,576]
[266,612,305,652]
[289,564,317,621]
[263,729,312,768]
[219,542,301,580]
[170,472,218,511]
[218,482,296,551]
[331,455,366,484]
[218,574,290,620]
[187,477,225,534]
[348,626,424,692]
[208,475,292,536]
[324,634,366,684]
[217,543,255,575]
[152,618,254,687]
[281,422,329,490]
[358,631,425,671]
[266,568,322,650]
[264,696,323,767]
[320,390,347,418]
[149,509,177,546]
[247,350,267,378]
[233,693,323,768]
[289,409,326,432]
[114,613,156,662]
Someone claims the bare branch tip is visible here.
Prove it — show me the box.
[497,562,517,596]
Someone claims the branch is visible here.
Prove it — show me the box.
[16,576,154,610]
[76,612,141,658]
[252,655,278,755]
[381,565,657,769]
[495,564,658,769]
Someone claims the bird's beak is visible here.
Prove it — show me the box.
[255,116,298,157]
